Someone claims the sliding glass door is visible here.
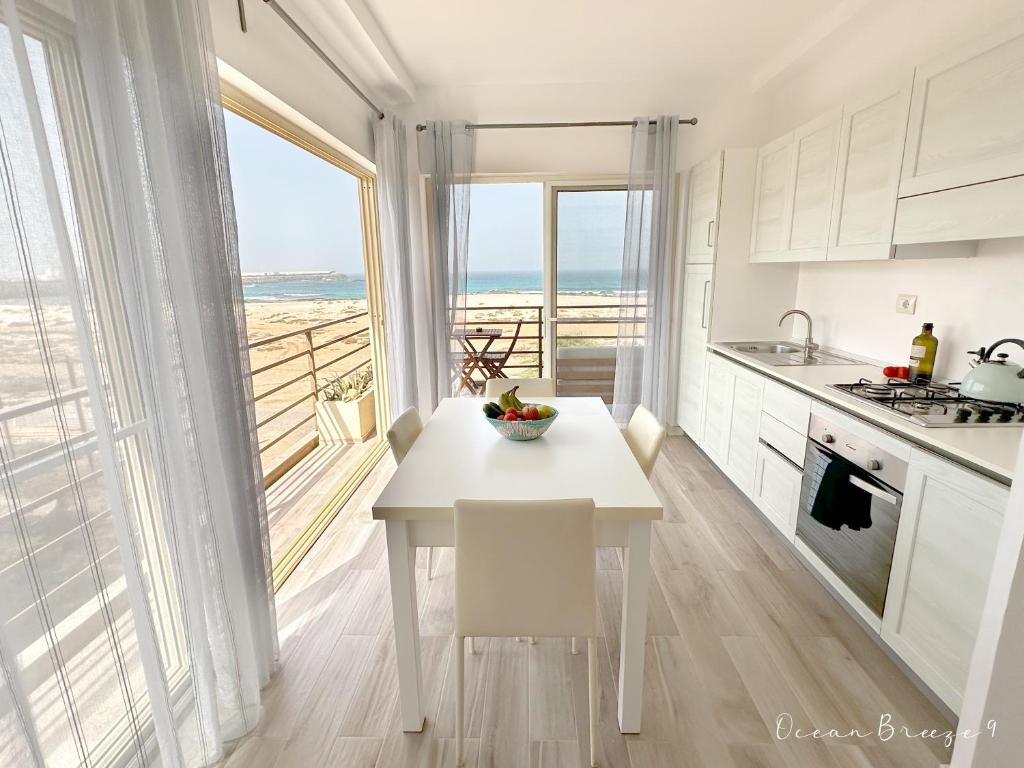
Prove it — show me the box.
[221,99,390,587]
[551,187,628,402]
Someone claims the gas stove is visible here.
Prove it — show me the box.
[828,379,1024,427]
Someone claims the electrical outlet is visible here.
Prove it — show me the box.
[896,293,918,315]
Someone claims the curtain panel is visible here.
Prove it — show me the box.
[373,113,419,416]
[0,0,276,766]
[418,120,474,409]
[612,116,679,425]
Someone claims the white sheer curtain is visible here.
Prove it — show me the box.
[0,0,276,766]
[419,120,474,408]
[373,113,418,416]
[612,116,679,425]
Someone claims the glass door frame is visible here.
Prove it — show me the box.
[546,182,628,387]
[220,90,391,589]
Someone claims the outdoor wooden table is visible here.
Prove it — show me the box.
[452,327,503,393]
[372,396,664,734]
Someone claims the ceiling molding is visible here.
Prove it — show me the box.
[749,0,875,92]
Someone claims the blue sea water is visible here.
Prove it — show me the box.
[242,269,624,302]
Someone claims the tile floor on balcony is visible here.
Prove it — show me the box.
[226,436,955,768]
[265,434,380,566]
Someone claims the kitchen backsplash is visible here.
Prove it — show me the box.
[793,238,1024,383]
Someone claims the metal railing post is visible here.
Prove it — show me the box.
[305,329,318,438]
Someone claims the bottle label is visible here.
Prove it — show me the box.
[910,344,926,360]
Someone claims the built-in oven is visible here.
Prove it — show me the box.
[796,413,908,618]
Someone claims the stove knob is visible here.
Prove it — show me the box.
[822,432,835,444]
[867,459,882,471]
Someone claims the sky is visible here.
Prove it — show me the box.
[224,110,627,276]
[224,109,365,275]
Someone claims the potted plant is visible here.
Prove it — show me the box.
[315,368,376,443]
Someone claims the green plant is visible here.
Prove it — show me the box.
[320,368,373,402]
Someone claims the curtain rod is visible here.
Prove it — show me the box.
[262,0,385,119]
[414,118,698,132]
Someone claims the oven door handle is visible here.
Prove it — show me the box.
[849,474,899,505]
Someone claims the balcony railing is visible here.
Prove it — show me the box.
[454,304,544,392]
[247,310,372,486]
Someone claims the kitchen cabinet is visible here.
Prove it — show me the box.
[894,20,1024,243]
[900,21,1024,197]
[827,82,913,261]
[701,354,734,465]
[676,263,712,439]
[749,133,794,262]
[882,450,1008,712]
[699,354,763,495]
[685,153,723,264]
[726,367,764,495]
[752,442,801,539]
[786,109,842,262]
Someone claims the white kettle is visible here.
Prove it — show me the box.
[960,339,1024,404]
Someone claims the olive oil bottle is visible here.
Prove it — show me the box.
[909,323,938,384]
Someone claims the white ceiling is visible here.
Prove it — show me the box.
[359,0,852,90]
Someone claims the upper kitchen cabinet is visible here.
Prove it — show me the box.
[749,133,794,262]
[826,82,913,261]
[685,153,723,264]
[749,109,845,263]
[894,20,1024,244]
[786,109,842,261]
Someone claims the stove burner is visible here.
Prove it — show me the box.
[829,378,1024,428]
[862,384,893,397]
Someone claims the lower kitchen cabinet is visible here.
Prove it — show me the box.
[752,442,801,539]
[881,449,1008,712]
[726,368,764,495]
[700,354,763,495]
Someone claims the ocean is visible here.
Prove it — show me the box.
[241,269,625,302]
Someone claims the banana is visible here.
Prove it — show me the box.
[498,386,525,412]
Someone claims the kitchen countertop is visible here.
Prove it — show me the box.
[709,342,1021,485]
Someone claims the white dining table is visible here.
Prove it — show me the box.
[372,396,663,734]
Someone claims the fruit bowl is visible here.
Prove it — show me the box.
[485,407,559,441]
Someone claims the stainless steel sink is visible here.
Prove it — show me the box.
[723,341,864,366]
[727,342,805,355]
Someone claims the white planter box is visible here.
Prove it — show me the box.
[315,388,376,443]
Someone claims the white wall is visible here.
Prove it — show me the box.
[209,0,376,163]
[746,0,1024,378]
[795,241,1024,380]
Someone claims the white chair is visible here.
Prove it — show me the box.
[453,498,599,768]
[624,405,667,478]
[386,408,436,579]
[570,405,667,657]
[484,376,555,398]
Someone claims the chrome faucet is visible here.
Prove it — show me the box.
[778,309,819,358]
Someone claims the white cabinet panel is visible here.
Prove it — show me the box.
[827,83,912,261]
[752,443,801,539]
[749,133,794,262]
[758,412,806,468]
[786,110,841,261]
[724,367,764,495]
[685,153,722,264]
[900,21,1024,197]
[676,263,712,438]
[701,355,732,463]
[761,379,811,436]
[882,450,1008,712]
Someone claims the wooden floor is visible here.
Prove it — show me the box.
[226,436,955,768]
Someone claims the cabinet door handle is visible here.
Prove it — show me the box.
[706,219,715,248]
[700,280,711,329]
